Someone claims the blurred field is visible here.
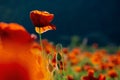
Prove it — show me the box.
[40,37,120,80]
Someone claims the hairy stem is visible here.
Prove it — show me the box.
[39,27,44,55]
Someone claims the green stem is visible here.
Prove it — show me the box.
[62,54,65,79]
[39,27,44,55]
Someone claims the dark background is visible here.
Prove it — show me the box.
[0,0,120,46]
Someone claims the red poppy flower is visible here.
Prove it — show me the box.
[0,22,53,80]
[30,10,56,34]
[0,22,32,44]
[98,74,106,80]
[108,69,118,78]
[0,62,30,80]
[82,69,97,80]
[67,75,74,80]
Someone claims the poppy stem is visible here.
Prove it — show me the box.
[39,28,44,55]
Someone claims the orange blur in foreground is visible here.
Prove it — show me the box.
[0,22,52,80]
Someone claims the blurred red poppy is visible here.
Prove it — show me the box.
[108,69,118,78]
[0,22,32,44]
[0,22,53,80]
[82,69,97,80]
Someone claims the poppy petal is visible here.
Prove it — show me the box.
[35,24,56,34]
[30,10,54,27]
[0,22,33,44]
